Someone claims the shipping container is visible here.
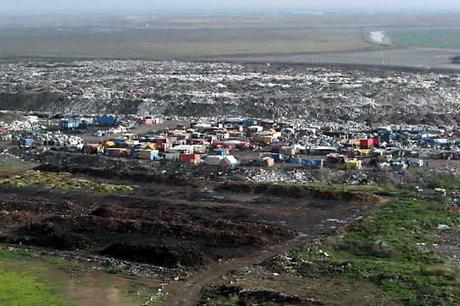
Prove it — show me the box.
[360,139,374,149]
[180,153,201,164]
[96,115,118,125]
[205,155,224,166]
[345,159,363,170]
[260,157,275,167]
[220,155,238,168]
[164,152,180,161]
[104,148,129,158]
[212,148,227,156]
[60,119,82,130]
[302,159,323,169]
[82,144,102,154]
[139,149,159,160]
[20,138,33,147]
[287,157,303,164]
[270,153,284,163]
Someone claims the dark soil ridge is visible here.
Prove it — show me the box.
[218,182,382,203]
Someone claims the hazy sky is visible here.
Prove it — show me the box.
[2,0,460,14]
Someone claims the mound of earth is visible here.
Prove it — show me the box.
[4,202,295,267]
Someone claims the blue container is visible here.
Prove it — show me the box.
[79,122,88,130]
[60,119,81,129]
[96,116,118,125]
[20,138,33,147]
[381,132,393,143]
[303,159,323,168]
[212,148,227,156]
[271,153,284,163]
[145,151,159,160]
[288,157,302,164]
[112,137,125,145]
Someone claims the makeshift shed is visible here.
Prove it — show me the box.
[205,155,224,166]
[220,155,238,168]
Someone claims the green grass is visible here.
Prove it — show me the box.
[214,297,240,306]
[427,174,460,191]
[0,171,134,193]
[0,270,74,306]
[391,28,460,49]
[0,156,22,168]
[290,195,460,306]
[0,249,73,306]
[0,249,33,259]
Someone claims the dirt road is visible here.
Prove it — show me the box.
[165,233,311,306]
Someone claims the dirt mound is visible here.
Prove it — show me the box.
[14,220,90,250]
[219,182,381,203]
[9,202,295,267]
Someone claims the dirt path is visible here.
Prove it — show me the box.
[164,233,310,306]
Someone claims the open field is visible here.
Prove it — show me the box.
[0,249,154,306]
[212,47,460,70]
[390,27,460,49]
[0,27,371,59]
[1,13,460,69]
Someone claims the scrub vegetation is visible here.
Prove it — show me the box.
[290,195,460,306]
[427,173,460,191]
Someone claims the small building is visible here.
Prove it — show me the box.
[220,155,238,168]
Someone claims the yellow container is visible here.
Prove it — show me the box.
[144,143,157,150]
[103,141,116,148]
[345,159,363,170]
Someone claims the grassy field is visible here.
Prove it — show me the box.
[0,27,370,59]
[0,171,134,193]
[291,194,460,305]
[0,248,154,306]
[0,250,73,306]
[0,156,36,176]
[391,27,460,49]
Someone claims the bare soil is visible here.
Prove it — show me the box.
[0,172,376,305]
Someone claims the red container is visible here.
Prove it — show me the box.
[372,137,380,146]
[212,141,224,148]
[144,118,155,125]
[180,153,201,163]
[360,139,374,149]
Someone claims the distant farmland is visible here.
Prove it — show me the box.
[0,27,371,59]
[390,27,460,49]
